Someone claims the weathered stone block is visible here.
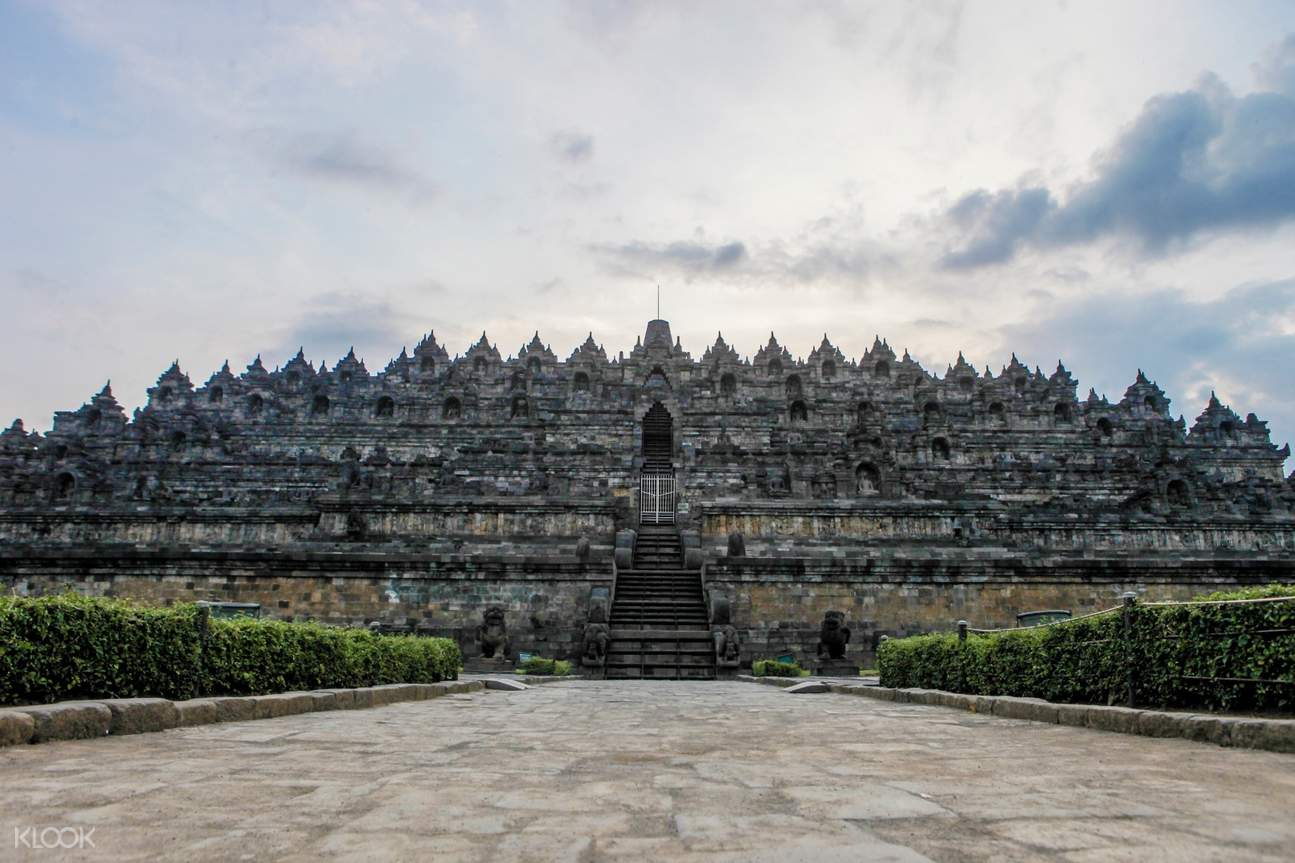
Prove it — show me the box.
[175,699,219,727]
[209,697,257,723]
[992,696,1059,724]
[901,688,939,705]
[1133,710,1182,738]
[18,702,111,742]
[0,710,36,746]
[936,691,977,711]
[447,681,479,695]
[317,689,358,709]
[1229,719,1295,753]
[370,685,407,706]
[1178,714,1233,746]
[391,683,430,700]
[307,691,338,711]
[973,696,997,714]
[101,698,180,735]
[1085,705,1141,735]
[1055,704,1089,727]
[250,693,315,719]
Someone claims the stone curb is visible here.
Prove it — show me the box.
[2,680,484,748]
[739,678,1295,755]
[737,675,809,688]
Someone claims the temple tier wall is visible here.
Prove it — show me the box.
[703,555,1295,666]
[0,552,610,663]
[3,548,1289,667]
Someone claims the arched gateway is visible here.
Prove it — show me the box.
[638,402,676,525]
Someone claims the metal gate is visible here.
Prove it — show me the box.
[639,472,677,525]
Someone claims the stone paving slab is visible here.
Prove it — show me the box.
[1,681,1293,861]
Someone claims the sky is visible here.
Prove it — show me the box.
[2,0,1293,471]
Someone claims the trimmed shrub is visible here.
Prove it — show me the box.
[878,585,1295,712]
[0,593,204,704]
[753,658,809,677]
[0,594,460,705]
[1193,584,1295,601]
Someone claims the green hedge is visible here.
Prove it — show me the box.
[0,594,461,705]
[878,584,1295,713]
[202,618,462,696]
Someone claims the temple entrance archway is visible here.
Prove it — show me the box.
[639,403,676,526]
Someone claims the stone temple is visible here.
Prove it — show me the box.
[2,318,1293,678]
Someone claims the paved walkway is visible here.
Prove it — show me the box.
[3,681,1294,861]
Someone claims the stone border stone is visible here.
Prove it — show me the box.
[2,680,484,748]
[737,676,1295,755]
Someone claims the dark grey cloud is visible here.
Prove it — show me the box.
[283,135,438,205]
[550,130,595,163]
[998,279,1295,466]
[11,268,67,295]
[271,295,413,369]
[942,38,1295,269]
[589,204,886,285]
[1255,34,1295,94]
[592,238,748,277]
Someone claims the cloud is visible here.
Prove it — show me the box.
[282,134,438,206]
[998,279,1295,464]
[11,268,68,296]
[550,130,595,163]
[941,37,1295,269]
[591,238,748,278]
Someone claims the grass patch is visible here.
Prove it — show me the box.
[515,656,573,676]
[752,658,810,677]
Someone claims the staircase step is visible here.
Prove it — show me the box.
[608,650,710,656]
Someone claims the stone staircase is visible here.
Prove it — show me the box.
[605,525,715,680]
[641,405,674,471]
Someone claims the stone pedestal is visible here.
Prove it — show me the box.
[814,659,858,678]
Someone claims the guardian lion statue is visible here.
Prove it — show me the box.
[713,624,741,667]
[476,606,510,659]
[582,622,610,667]
[816,610,851,660]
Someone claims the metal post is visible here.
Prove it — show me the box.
[957,620,968,642]
[1121,591,1137,708]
